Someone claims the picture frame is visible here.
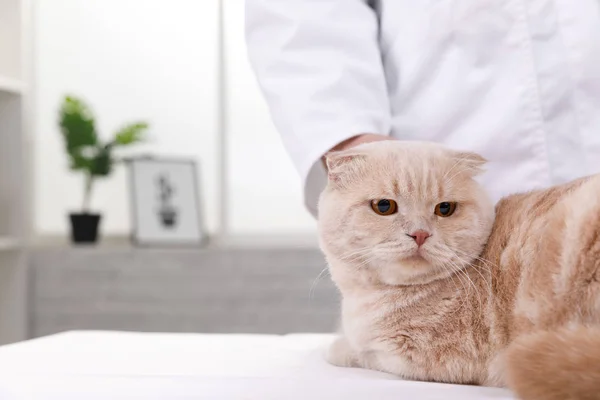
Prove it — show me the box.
[128,156,206,247]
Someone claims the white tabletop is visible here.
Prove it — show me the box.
[0,331,514,399]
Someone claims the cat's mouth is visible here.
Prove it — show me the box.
[401,247,433,263]
[403,252,427,262]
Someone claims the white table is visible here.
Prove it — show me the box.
[0,331,514,399]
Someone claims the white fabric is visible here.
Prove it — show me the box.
[0,331,513,399]
[246,0,600,216]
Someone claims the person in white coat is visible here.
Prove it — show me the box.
[245,0,600,217]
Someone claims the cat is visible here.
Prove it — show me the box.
[318,140,600,400]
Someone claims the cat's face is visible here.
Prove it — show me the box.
[318,141,495,287]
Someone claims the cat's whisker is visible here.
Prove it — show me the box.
[352,254,379,270]
[454,248,497,270]
[454,254,492,286]
[438,261,469,315]
[473,256,498,271]
[340,252,379,272]
[339,248,375,263]
[470,265,491,288]
[339,243,399,262]
[451,250,494,288]
[309,267,330,301]
[340,247,373,260]
[430,252,471,311]
[449,258,483,311]
[451,271,472,314]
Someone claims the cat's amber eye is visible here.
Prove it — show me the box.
[370,199,398,216]
[434,202,457,217]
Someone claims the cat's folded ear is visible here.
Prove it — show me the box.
[324,150,366,188]
[451,151,487,176]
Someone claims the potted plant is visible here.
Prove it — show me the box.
[58,95,148,244]
[156,174,178,228]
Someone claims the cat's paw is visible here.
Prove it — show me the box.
[325,337,358,368]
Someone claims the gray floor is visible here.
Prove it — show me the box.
[29,244,340,338]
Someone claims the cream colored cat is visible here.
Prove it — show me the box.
[318,141,600,400]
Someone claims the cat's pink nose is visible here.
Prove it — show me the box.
[408,230,430,247]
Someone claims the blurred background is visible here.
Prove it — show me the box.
[0,0,338,345]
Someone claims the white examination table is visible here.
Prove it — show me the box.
[0,331,514,399]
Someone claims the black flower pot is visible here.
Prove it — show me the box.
[69,213,102,244]
[158,207,178,228]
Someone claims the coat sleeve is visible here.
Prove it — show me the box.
[245,0,391,217]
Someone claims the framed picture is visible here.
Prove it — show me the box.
[128,157,206,246]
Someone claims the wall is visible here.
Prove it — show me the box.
[33,0,316,237]
[34,0,220,236]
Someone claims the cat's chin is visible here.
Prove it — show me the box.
[398,247,437,267]
[375,256,437,286]
[375,251,465,286]
[401,254,428,265]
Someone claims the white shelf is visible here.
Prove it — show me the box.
[0,0,28,345]
[0,237,19,251]
[0,75,24,94]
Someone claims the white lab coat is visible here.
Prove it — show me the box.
[246,0,600,217]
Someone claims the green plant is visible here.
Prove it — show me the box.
[59,95,148,212]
